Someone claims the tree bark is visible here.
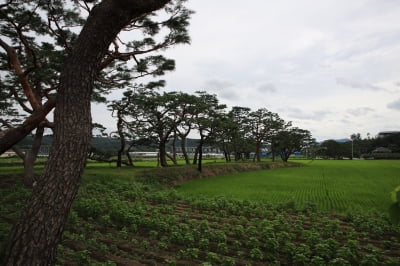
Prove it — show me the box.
[126,142,135,167]
[197,135,204,172]
[116,113,125,168]
[1,1,170,265]
[255,141,261,162]
[23,125,45,186]
[159,140,168,167]
[180,136,190,164]
[192,145,199,165]
[170,132,178,165]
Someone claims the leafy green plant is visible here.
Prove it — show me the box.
[217,242,228,254]
[249,247,264,261]
[199,238,209,251]
[207,252,220,264]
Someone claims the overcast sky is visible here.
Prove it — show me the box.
[93,0,400,141]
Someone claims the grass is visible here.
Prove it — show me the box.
[176,160,400,214]
[1,159,400,265]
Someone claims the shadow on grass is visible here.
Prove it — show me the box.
[388,203,400,224]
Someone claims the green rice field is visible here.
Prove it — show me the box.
[176,160,400,214]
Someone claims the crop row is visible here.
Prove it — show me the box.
[61,183,400,265]
[1,174,399,265]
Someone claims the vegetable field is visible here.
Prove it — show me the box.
[1,160,400,265]
[176,160,400,214]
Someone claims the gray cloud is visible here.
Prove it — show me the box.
[346,107,374,116]
[204,79,234,91]
[336,77,386,91]
[387,98,400,110]
[286,107,332,121]
[395,82,400,87]
[256,83,277,93]
[217,90,240,101]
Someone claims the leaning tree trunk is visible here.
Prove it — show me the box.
[126,142,135,167]
[116,114,125,168]
[0,98,55,155]
[1,1,170,265]
[180,136,190,164]
[23,125,45,186]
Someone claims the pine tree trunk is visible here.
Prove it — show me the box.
[116,115,125,168]
[23,126,44,186]
[180,136,190,164]
[0,98,55,155]
[255,141,261,162]
[126,142,135,167]
[197,135,204,172]
[159,140,168,167]
[171,132,178,165]
[192,145,199,165]
[1,1,170,265]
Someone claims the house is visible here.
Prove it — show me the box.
[372,147,392,153]
[377,131,400,138]
[0,150,16,158]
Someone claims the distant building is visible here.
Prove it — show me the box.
[372,147,392,153]
[377,131,400,138]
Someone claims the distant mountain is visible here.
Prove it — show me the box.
[318,138,351,144]
[334,138,351,143]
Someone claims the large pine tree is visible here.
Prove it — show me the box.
[1,0,192,264]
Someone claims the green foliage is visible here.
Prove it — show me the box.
[1,161,400,265]
[391,186,400,206]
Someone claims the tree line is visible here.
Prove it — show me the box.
[319,132,400,159]
[108,87,314,170]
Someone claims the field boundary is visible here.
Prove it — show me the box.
[137,161,303,186]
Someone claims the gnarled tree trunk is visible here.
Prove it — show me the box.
[1,1,170,265]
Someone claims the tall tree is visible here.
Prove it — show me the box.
[248,108,278,162]
[175,93,198,164]
[0,0,192,154]
[228,106,252,161]
[192,91,226,171]
[123,89,189,167]
[1,1,191,265]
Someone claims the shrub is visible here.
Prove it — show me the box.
[391,186,400,207]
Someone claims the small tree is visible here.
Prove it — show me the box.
[275,127,313,162]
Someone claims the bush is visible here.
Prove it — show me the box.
[391,186,400,207]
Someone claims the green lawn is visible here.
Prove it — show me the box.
[176,160,400,214]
